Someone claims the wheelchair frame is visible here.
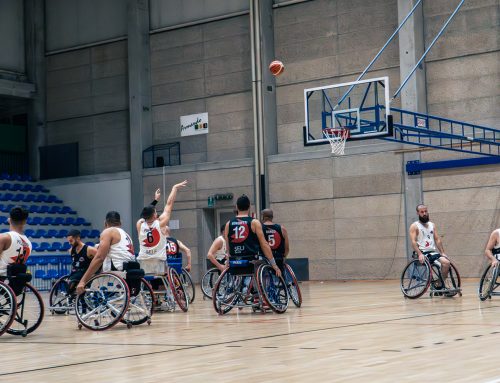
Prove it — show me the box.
[478,253,500,300]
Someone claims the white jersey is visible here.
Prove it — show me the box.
[103,227,135,272]
[0,231,32,276]
[137,219,166,261]
[414,221,437,252]
[493,229,500,257]
[214,235,227,261]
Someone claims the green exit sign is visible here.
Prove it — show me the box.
[208,196,215,207]
[214,193,233,201]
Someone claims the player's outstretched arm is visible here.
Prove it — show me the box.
[159,181,187,227]
[253,219,281,277]
[76,229,114,295]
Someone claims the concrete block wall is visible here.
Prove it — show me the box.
[150,16,254,165]
[46,41,129,175]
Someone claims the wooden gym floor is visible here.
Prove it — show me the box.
[0,279,499,382]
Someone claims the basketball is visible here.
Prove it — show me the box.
[269,60,285,76]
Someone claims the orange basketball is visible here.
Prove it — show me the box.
[269,60,284,76]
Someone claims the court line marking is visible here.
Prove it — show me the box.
[2,303,500,377]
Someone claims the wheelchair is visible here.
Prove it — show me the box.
[140,258,189,312]
[281,261,302,308]
[75,262,154,331]
[1,264,44,337]
[400,251,462,299]
[201,267,221,299]
[167,254,195,304]
[49,273,75,315]
[478,249,500,300]
[212,256,289,315]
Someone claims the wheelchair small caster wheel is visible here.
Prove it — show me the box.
[78,324,82,330]
[147,320,151,325]
[21,331,27,338]
[127,323,133,329]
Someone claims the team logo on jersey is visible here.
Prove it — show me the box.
[11,238,31,264]
[265,228,281,250]
[231,221,249,243]
[166,240,178,255]
[143,228,161,248]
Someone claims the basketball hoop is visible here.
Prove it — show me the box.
[323,128,350,156]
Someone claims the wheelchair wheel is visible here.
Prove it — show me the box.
[201,268,221,299]
[7,283,44,336]
[168,268,188,312]
[445,262,461,297]
[479,264,498,300]
[180,268,195,304]
[121,278,154,326]
[400,259,431,299]
[49,275,72,315]
[284,264,302,307]
[0,281,16,336]
[257,264,289,314]
[212,269,240,315]
[75,273,130,331]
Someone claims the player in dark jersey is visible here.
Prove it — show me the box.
[224,195,281,277]
[66,229,97,292]
[165,227,192,272]
[261,209,289,273]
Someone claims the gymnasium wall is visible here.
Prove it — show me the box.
[0,0,25,74]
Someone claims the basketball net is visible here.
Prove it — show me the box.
[323,128,349,156]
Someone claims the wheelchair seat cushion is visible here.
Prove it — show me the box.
[126,268,145,297]
[123,261,141,271]
[7,263,27,276]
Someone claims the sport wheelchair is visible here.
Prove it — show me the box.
[0,264,44,337]
[400,251,461,299]
[212,257,289,315]
[478,249,500,300]
[282,262,302,308]
[201,267,222,299]
[75,262,154,331]
[167,253,195,304]
[49,273,76,315]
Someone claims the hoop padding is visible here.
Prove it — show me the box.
[323,128,350,156]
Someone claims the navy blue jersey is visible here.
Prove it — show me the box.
[71,244,91,272]
[263,223,285,258]
[166,237,181,259]
[227,216,260,257]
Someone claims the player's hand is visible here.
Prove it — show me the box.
[174,180,188,189]
[185,264,191,272]
[154,188,161,201]
[492,259,499,268]
[76,282,86,295]
[418,253,425,264]
[273,265,282,278]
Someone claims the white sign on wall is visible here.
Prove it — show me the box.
[180,112,209,137]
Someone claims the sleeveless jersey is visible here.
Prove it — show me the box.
[414,221,436,252]
[166,237,181,259]
[137,219,166,261]
[493,228,500,255]
[227,216,260,257]
[71,244,92,272]
[103,227,135,272]
[0,231,32,276]
[263,223,285,258]
[214,235,227,261]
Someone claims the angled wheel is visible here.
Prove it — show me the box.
[0,281,16,336]
[400,259,431,299]
[212,269,240,315]
[75,273,130,331]
[7,283,44,336]
[168,268,188,312]
[49,275,73,314]
[180,268,195,304]
[257,264,289,314]
[284,264,302,307]
[444,262,461,297]
[201,268,221,299]
[121,278,154,326]
[479,264,498,301]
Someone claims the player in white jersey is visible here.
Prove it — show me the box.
[207,224,228,272]
[136,181,187,263]
[484,228,500,267]
[76,211,135,295]
[0,207,32,277]
[409,204,450,282]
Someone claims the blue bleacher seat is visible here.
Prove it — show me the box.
[47,229,58,237]
[38,205,49,214]
[26,257,36,266]
[56,229,68,238]
[39,242,50,251]
[34,229,46,238]
[11,184,21,192]
[35,195,47,203]
[49,242,62,252]
[30,216,42,225]
[19,174,33,182]
[54,217,64,225]
[62,257,72,265]
[32,185,48,192]
[80,229,90,238]
[43,269,58,280]
[37,257,49,265]
[12,193,24,202]
[24,194,35,202]
[49,206,61,214]
[61,206,72,214]
[31,242,40,251]
[41,217,54,225]
[46,195,57,203]
[64,217,75,225]
[0,216,7,225]
[87,242,95,247]
[34,270,45,279]
[21,184,33,192]
[61,243,71,251]
[0,193,13,201]
[0,228,8,233]
[28,205,38,213]
[25,229,36,237]
[0,183,9,191]
[75,218,87,226]
[49,257,59,265]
